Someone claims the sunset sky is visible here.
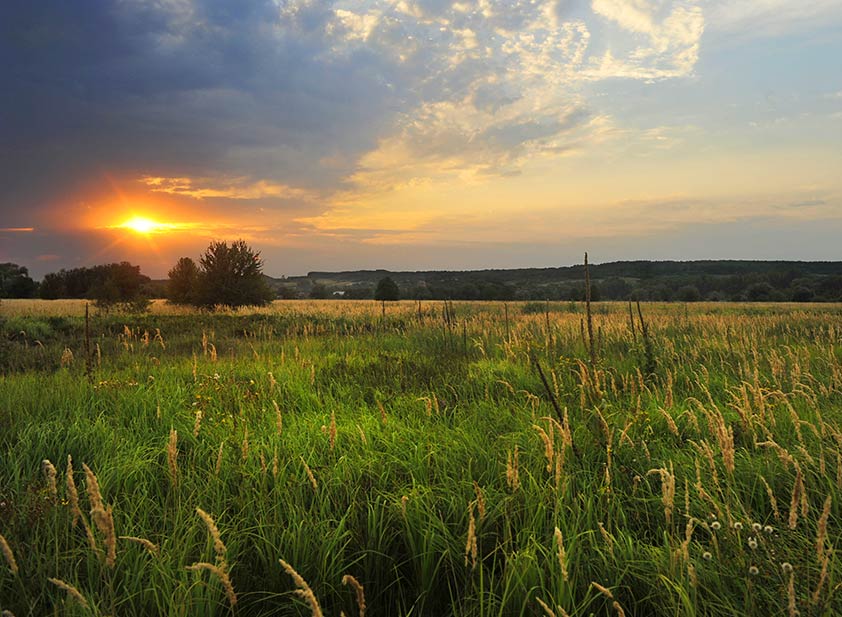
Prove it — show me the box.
[1,0,841,279]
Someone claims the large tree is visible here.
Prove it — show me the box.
[374,276,400,301]
[193,240,274,308]
[0,263,37,298]
[167,257,199,305]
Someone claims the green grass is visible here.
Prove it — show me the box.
[0,300,840,616]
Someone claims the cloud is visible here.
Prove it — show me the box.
[707,0,842,37]
[0,0,707,206]
[586,0,704,80]
[141,176,317,201]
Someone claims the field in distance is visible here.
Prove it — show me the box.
[0,300,840,616]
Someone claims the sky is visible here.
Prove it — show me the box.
[1,0,841,279]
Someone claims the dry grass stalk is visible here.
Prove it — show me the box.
[659,408,679,437]
[554,526,569,581]
[788,571,797,617]
[598,522,614,557]
[329,411,337,450]
[273,399,283,435]
[66,455,81,525]
[193,408,203,438]
[215,442,225,476]
[377,400,387,425]
[817,495,832,561]
[167,428,178,487]
[48,577,89,609]
[302,457,318,492]
[812,548,831,604]
[535,597,556,617]
[788,466,804,529]
[186,562,238,607]
[83,464,116,568]
[648,464,676,526]
[119,535,159,555]
[279,558,324,617]
[0,534,18,575]
[465,503,478,569]
[473,481,486,520]
[196,507,227,562]
[506,445,520,491]
[42,459,58,500]
[758,475,781,520]
[534,425,554,472]
[60,347,74,367]
[342,574,366,617]
[241,427,250,461]
[592,581,614,599]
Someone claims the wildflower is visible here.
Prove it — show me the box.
[711,521,721,531]
[764,525,774,534]
[749,566,759,576]
[703,551,712,561]
[782,562,793,573]
[748,537,758,550]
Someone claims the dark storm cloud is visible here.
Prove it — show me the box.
[0,0,405,220]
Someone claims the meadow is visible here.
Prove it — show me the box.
[0,299,840,616]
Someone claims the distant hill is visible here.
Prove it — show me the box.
[262,260,842,302]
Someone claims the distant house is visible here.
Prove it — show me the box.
[332,291,346,297]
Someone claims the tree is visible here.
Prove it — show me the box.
[676,285,701,302]
[194,240,275,308]
[0,263,37,298]
[374,277,400,301]
[91,262,151,312]
[309,284,328,299]
[167,257,199,305]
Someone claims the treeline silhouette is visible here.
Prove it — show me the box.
[3,259,842,303]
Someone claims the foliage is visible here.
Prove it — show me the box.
[309,283,329,299]
[167,257,199,305]
[278,261,842,302]
[186,240,275,309]
[0,263,37,298]
[374,276,400,301]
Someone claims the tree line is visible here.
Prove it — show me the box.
[3,245,842,308]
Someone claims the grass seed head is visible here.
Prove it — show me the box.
[341,574,366,617]
[41,459,58,499]
[0,534,18,575]
[48,578,89,609]
[279,559,323,617]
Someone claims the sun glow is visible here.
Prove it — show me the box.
[117,216,174,234]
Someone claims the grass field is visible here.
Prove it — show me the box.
[0,299,840,616]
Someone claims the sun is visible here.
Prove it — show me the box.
[118,216,172,234]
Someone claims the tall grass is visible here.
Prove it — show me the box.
[0,300,840,615]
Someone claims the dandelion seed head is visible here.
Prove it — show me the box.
[752,522,762,532]
[734,522,743,531]
[782,562,793,573]
[703,551,712,561]
[749,565,759,576]
[711,521,721,531]
[764,525,774,534]
[748,537,758,550]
